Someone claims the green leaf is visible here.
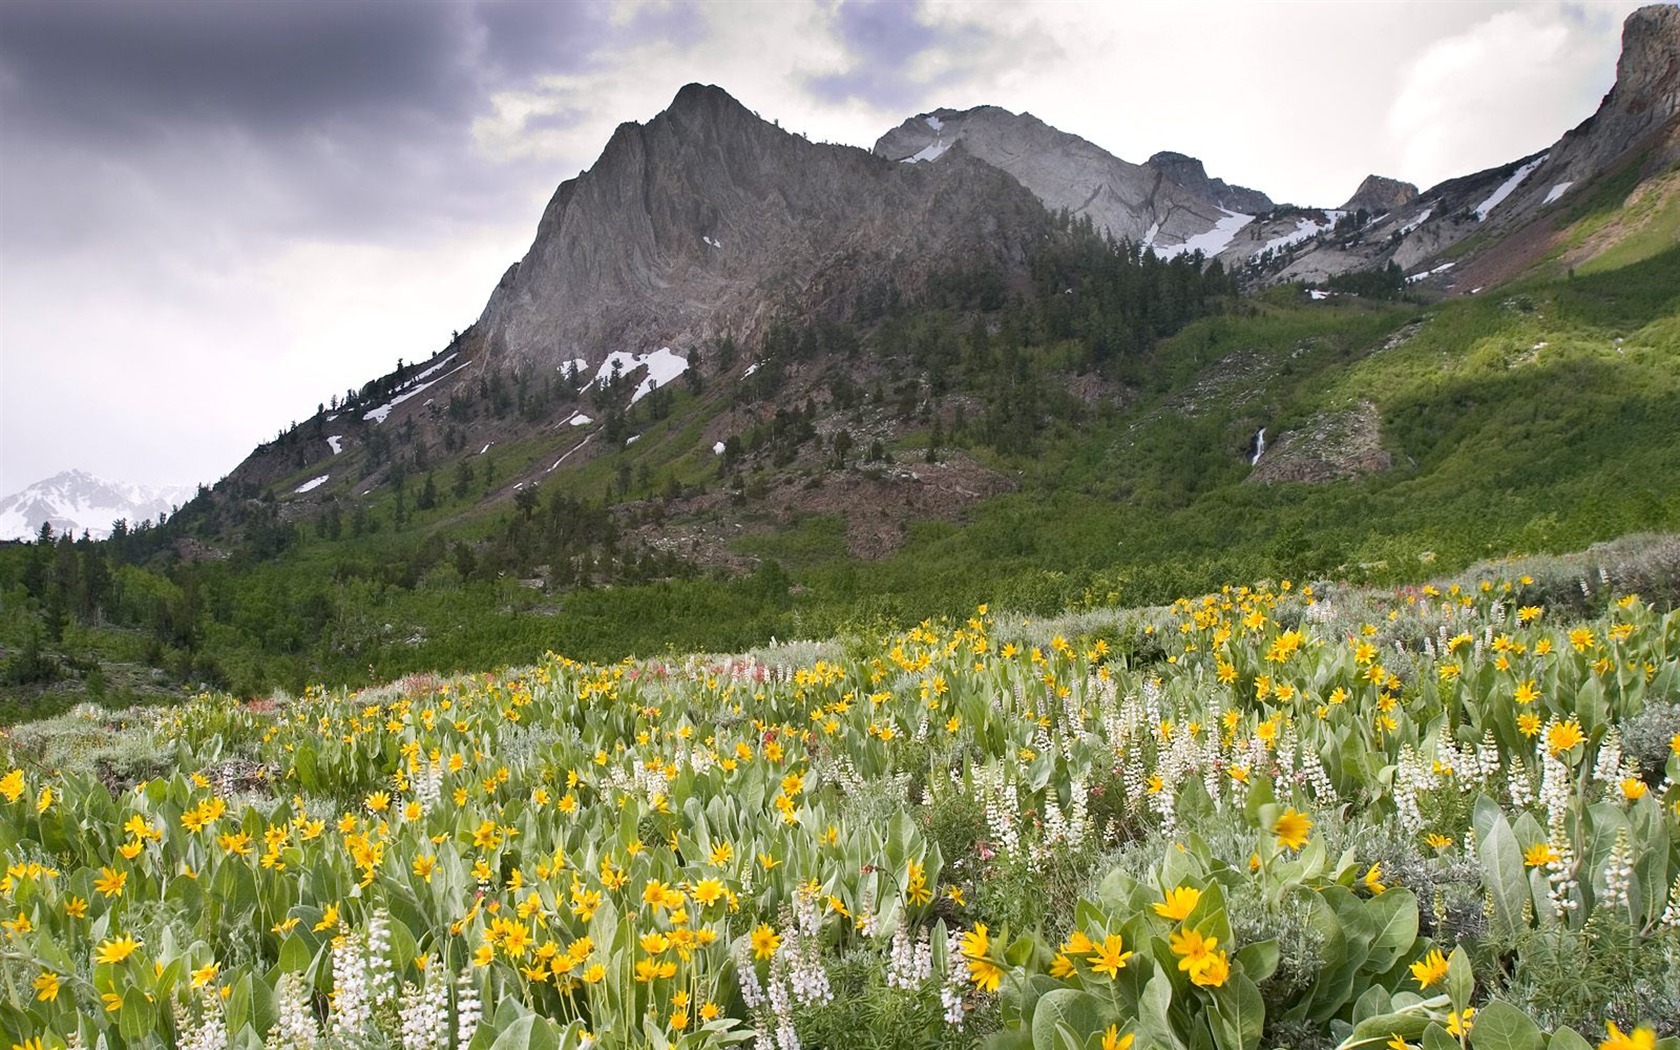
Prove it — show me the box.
[1547,1027,1594,1050]
[1467,1002,1544,1050]
[1364,890,1420,973]
[1209,973,1264,1050]
[119,986,154,1042]
[1446,947,1474,1015]
[1031,989,1106,1050]
[1234,940,1279,984]
[1423,1023,1458,1050]
[1473,795,1529,940]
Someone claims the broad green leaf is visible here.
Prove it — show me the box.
[1473,795,1528,940]
[1209,973,1264,1050]
[1467,1002,1544,1050]
[1030,988,1106,1050]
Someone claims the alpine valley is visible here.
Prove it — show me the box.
[2,5,1678,711]
[9,8,1680,1050]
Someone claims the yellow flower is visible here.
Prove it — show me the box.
[314,902,340,932]
[1388,1036,1416,1050]
[0,769,24,802]
[413,855,437,881]
[693,878,725,907]
[751,923,780,960]
[1513,680,1539,705]
[1189,948,1230,987]
[1103,1025,1136,1050]
[96,934,142,964]
[1621,778,1648,801]
[709,842,733,865]
[1446,1008,1474,1038]
[1363,864,1386,895]
[1523,842,1558,868]
[1170,928,1216,969]
[1153,885,1201,921]
[32,970,59,1001]
[1409,948,1448,989]
[1088,933,1134,978]
[1599,1022,1657,1050]
[64,896,88,919]
[94,866,127,898]
[191,962,219,987]
[1545,719,1585,755]
[1273,808,1313,850]
[1518,712,1542,738]
[1049,952,1076,978]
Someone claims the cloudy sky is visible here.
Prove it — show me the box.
[0,0,1653,495]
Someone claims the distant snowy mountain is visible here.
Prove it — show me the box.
[0,470,196,541]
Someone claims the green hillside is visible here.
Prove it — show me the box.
[2,239,1677,719]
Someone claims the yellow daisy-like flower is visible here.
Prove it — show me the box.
[94,866,127,898]
[191,962,219,987]
[751,923,780,960]
[1599,1022,1656,1050]
[1088,933,1134,978]
[1446,1008,1475,1038]
[1545,719,1585,755]
[1153,885,1201,921]
[1409,948,1448,989]
[1523,843,1558,868]
[1103,1025,1136,1050]
[1273,808,1313,851]
[961,923,1004,992]
[95,934,142,964]
[32,970,59,1001]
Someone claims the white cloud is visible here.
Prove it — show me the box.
[1388,2,1636,187]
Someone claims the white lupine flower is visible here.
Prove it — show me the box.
[329,932,371,1036]
[455,969,482,1050]
[268,972,319,1050]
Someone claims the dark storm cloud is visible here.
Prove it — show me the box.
[804,0,995,111]
[0,0,667,251]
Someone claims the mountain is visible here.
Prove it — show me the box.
[872,105,1259,255]
[473,82,1051,372]
[0,470,196,541]
[869,5,1678,290]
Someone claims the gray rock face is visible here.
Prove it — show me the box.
[474,84,1050,371]
[1340,175,1418,216]
[872,106,1241,250]
[1547,4,1680,183]
[1146,151,1274,215]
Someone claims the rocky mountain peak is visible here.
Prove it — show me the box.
[1339,175,1418,215]
[471,84,1049,372]
[1145,151,1274,215]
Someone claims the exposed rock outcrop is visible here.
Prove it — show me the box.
[1340,175,1418,216]
[1147,151,1274,215]
[872,107,1242,251]
[475,84,1052,371]
[1247,400,1392,485]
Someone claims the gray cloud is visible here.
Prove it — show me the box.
[804,0,999,112]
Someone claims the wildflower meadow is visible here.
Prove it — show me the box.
[3,567,1680,1050]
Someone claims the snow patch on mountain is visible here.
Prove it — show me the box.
[904,139,950,163]
[588,347,689,405]
[1154,209,1253,260]
[1474,154,1548,221]
[364,357,471,424]
[1543,181,1575,205]
[294,475,330,494]
[1256,212,1344,258]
